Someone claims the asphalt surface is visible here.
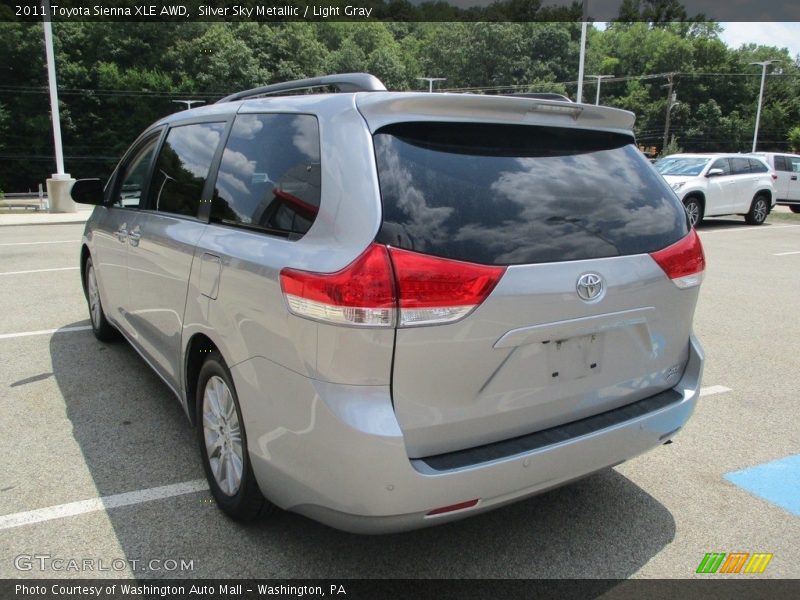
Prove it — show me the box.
[0,216,798,579]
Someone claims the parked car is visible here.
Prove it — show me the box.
[654,153,775,227]
[71,73,705,533]
[749,152,800,213]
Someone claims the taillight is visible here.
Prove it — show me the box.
[771,171,778,181]
[649,228,705,289]
[388,247,505,327]
[280,243,396,327]
[280,244,506,328]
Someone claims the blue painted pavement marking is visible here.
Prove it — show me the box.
[725,454,800,517]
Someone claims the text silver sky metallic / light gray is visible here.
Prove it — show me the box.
[71,73,706,533]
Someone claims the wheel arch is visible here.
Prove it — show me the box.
[754,188,772,203]
[184,332,221,426]
[683,191,705,208]
[80,244,91,297]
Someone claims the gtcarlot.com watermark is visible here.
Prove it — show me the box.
[14,554,194,573]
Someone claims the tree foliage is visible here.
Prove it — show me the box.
[1,20,799,191]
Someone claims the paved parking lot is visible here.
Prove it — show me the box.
[0,217,798,579]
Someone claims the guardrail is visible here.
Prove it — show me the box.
[1,190,48,211]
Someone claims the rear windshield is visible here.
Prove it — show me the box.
[374,122,688,266]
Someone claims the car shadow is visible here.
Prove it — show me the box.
[50,321,676,580]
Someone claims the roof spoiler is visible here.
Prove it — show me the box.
[216,73,386,103]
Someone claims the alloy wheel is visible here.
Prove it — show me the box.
[202,375,244,496]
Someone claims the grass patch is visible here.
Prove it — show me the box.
[768,211,800,223]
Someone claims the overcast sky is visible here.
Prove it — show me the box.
[719,22,800,59]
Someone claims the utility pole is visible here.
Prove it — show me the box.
[418,77,446,93]
[662,74,677,153]
[587,74,612,105]
[750,60,778,152]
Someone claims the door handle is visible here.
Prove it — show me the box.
[791,175,798,181]
[116,225,128,243]
[128,228,141,247]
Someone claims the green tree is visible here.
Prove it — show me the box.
[789,127,800,152]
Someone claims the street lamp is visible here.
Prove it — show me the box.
[749,60,779,152]
[576,0,589,103]
[587,74,612,105]
[172,100,206,110]
[417,77,446,93]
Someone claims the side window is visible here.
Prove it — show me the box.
[789,157,800,173]
[113,135,159,208]
[149,122,225,218]
[748,159,768,173]
[709,158,731,175]
[730,157,751,175]
[774,156,788,171]
[212,114,321,238]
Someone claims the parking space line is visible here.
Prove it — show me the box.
[773,250,800,256]
[0,240,78,247]
[0,266,79,276]
[699,224,800,234]
[699,385,732,397]
[0,479,208,531]
[0,325,92,340]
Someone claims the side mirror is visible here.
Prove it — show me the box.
[706,168,724,178]
[70,179,105,205]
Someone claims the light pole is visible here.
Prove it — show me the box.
[418,77,446,93]
[172,100,206,110]
[42,0,76,213]
[750,60,779,152]
[576,0,589,103]
[587,74,612,105]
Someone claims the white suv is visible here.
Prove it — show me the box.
[750,152,800,213]
[655,153,775,227]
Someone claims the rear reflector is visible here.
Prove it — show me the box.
[280,244,506,328]
[280,244,396,327]
[388,247,506,327]
[426,498,480,517]
[649,228,705,288]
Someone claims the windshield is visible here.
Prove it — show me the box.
[655,157,710,176]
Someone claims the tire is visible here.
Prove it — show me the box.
[683,197,703,228]
[790,205,800,214]
[84,257,118,342]
[745,194,769,225]
[196,350,272,521]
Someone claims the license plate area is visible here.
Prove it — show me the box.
[545,333,604,383]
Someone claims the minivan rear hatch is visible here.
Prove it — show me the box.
[369,116,700,459]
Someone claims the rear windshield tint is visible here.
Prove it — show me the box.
[374,123,688,265]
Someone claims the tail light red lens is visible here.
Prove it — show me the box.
[280,244,506,327]
[280,244,396,327]
[771,171,778,181]
[649,228,705,288]
[388,247,506,327]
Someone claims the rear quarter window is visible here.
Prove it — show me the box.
[374,122,688,265]
[212,114,321,238]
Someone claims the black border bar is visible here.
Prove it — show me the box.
[3,0,800,23]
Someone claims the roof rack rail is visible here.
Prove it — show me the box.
[216,73,386,103]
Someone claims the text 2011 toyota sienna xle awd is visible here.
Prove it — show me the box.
[71,73,705,533]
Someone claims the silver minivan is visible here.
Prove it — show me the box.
[71,73,705,533]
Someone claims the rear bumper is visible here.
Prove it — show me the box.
[233,335,703,534]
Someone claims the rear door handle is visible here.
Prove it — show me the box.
[791,175,798,181]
